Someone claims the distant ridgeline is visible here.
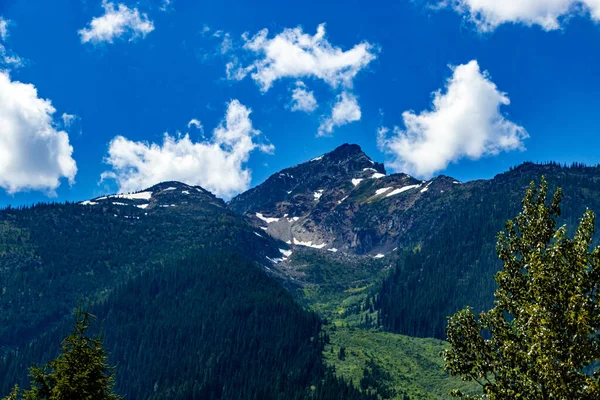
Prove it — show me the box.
[0,182,372,399]
[372,162,600,339]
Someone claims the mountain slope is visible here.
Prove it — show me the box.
[1,182,376,399]
[0,181,283,349]
[2,251,372,399]
[229,143,463,255]
[4,145,600,399]
[374,162,600,339]
[229,148,600,342]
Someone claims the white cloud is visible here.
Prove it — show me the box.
[290,81,318,113]
[228,23,376,91]
[0,72,77,194]
[101,100,273,198]
[61,113,77,127]
[160,0,172,12]
[378,60,528,178]
[79,1,154,44]
[0,17,9,41]
[187,118,203,130]
[0,44,23,67]
[0,17,23,68]
[318,92,361,136]
[445,0,600,31]
[219,33,233,55]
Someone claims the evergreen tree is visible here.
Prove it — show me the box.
[3,307,122,400]
[443,178,600,399]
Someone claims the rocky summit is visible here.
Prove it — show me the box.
[229,143,464,255]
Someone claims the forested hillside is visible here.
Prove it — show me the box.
[2,252,372,399]
[0,182,283,349]
[0,183,372,399]
[373,163,600,339]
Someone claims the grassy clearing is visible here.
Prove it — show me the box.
[287,248,480,399]
[323,326,479,399]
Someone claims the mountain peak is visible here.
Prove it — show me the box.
[79,181,224,210]
[328,143,364,158]
[309,143,385,175]
[229,144,386,215]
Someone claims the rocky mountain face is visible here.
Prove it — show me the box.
[229,143,465,255]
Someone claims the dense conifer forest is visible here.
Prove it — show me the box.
[2,252,374,399]
[0,192,374,399]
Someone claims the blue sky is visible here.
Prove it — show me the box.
[1,0,600,206]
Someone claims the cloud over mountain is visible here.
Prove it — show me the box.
[227,23,376,135]
[290,81,318,113]
[319,92,361,136]
[101,100,273,198]
[228,23,376,91]
[379,60,528,177]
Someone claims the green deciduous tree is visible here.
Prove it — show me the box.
[3,307,122,400]
[444,177,600,399]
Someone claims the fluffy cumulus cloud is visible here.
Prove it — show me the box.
[290,81,318,112]
[101,100,273,198]
[318,92,361,136]
[445,0,600,31]
[227,23,375,135]
[79,1,154,44]
[0,72,77,194]
[228,23,376,91]
[378,60,528,178]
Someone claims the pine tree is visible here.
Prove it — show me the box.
[443,177,600,399]
[3,307,122,400]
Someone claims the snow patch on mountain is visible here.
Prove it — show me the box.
[386,184,421,197]
[293,238,327,249]
[113,191,153,200]
[375,187,393,195]
[279,248,292,257]
[256,213,280,223]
